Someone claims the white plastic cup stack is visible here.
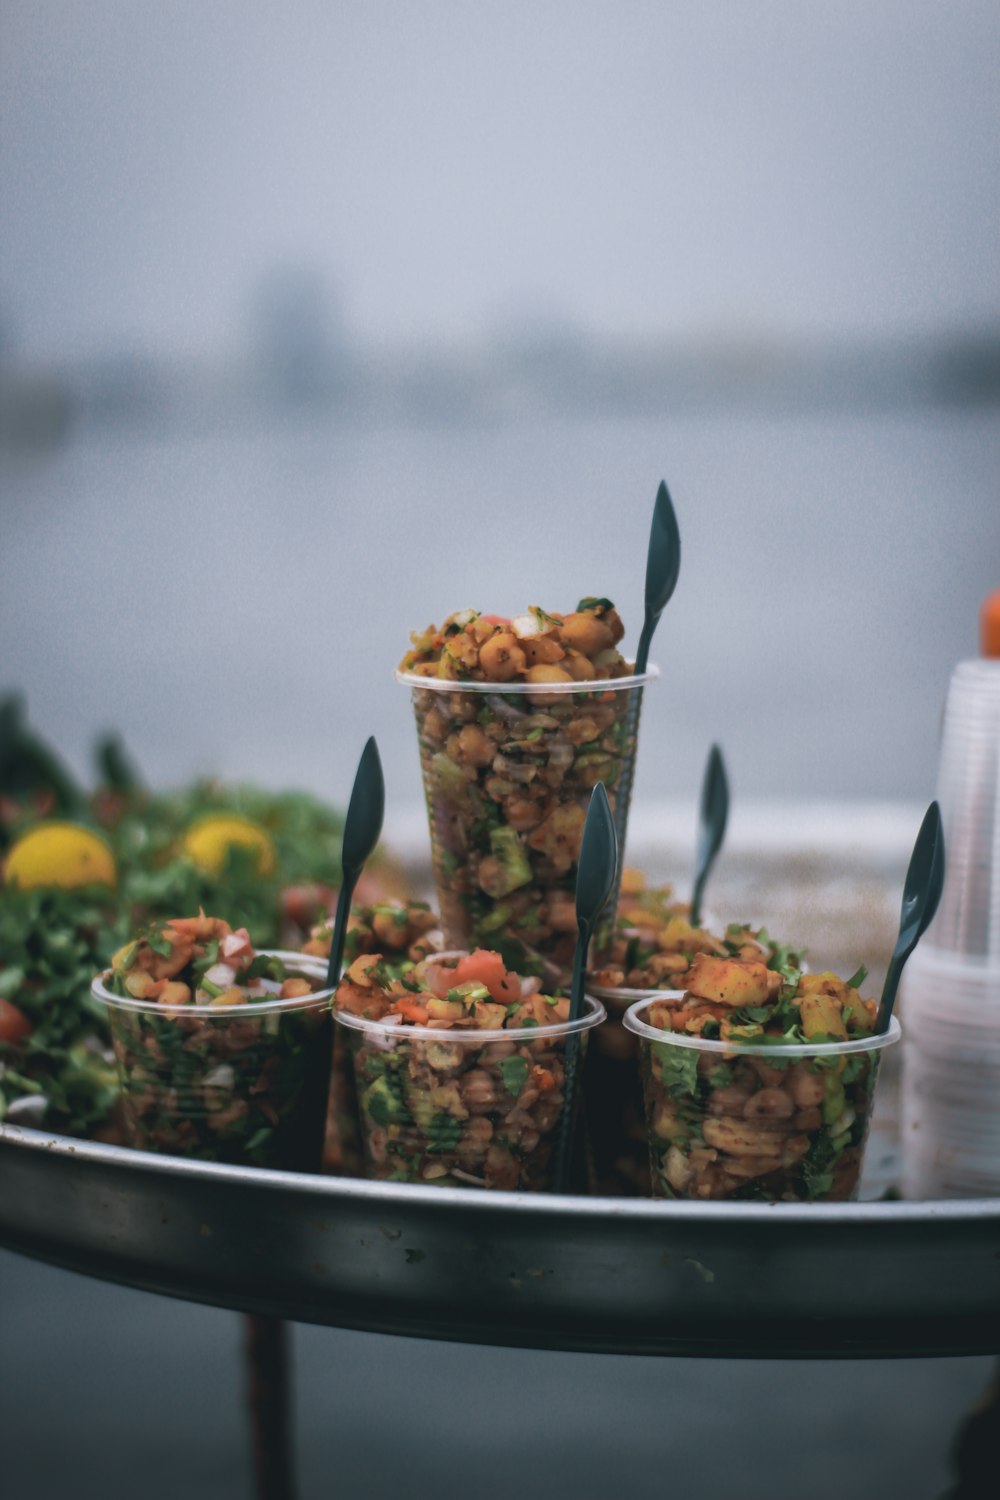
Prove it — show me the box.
[902,617,1000,1199]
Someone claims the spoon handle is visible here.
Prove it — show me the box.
[690,743,729,928]
[325,874,356,990]
[552,921,592,1193]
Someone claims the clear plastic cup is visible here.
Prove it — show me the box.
[583,983,658,1196]
[397,667,658,981]
[92,950,334,1171]
[623,995,900,1202]
[929,660,1000,961]
[334,995,605,1190]
[900,948,1000,1197]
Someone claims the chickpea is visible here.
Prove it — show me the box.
[458,723,494,767]
[461,1069,500,1114]
[564,715,601,745]
[793,1107,822,1131]
[707,1084,754,1117]
[523,637,565,667]
[560,611,614,657]
[562,650,597,681]
[524,664,574,685]
[448,693,479,722]
[788,1063,825,1108]
[459,1116,493,1153]
[742,1088,794,1121]
[479,632,527,681]
[421,707,449,745]
[279,977,313,999]
[504,795,544,831]
[747,1056,787,1089]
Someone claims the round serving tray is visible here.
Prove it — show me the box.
[2,1123,998,1359]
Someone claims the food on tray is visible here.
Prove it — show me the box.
[585,873,807,1195]
[301,899,441,1175]
[398,601,649,977]
[591,869,804,991]
[627,961,890,1201]
[0,883,123,1134]
[303,899,439,968]
[400,600,632,684]
[334,946,602,1190]
[0,709,382,1139]
[94,915,332,1168]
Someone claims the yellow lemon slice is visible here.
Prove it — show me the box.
[182,814,276,876]
[5,821,118,890]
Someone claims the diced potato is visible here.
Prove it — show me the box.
[685,956,771,1007]
[798,991,848,1040]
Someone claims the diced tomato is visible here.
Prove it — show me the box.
[450,949,521,1004]
[0,998,34,1046]
[391,998,430,1024]
[480,614,511,627]
[531,1066,556,1093]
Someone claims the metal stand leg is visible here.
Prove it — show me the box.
[245,1314,296,1500]
[944,1356,1000,1500]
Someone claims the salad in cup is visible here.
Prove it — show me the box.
[93,914,333,1169]
[333,946,604,1189]
[397,600,656,978]
[624,957,898,1202]
[586,870,806,1195]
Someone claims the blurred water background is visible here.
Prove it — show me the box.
[2,3,1000,1497]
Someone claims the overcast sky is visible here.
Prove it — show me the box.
[2,1,999,362]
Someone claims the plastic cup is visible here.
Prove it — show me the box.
[929,660,1000,960]
[582,983,657,1195]
[334,995,605,1190]
[92,951,333,1171]
[397,667,658,980]
[900,948,1000,1197]
[623,995,900,1202]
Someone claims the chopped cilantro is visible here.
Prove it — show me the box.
[846,964,869,990]
[499,1055,531,1096]
[652,1041,699,1098]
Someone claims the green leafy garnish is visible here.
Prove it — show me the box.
[652,1041,699,1098]
[846,964,869,990]
[499,1055,531,1096]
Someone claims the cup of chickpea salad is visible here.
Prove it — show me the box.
[300,900,442,1177]
[332,947,605,1190]
[623,959,900,1202]
[92,916,334,1171]
[584,873,805,1197]
[396,600,658,985]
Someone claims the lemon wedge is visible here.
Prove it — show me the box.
[181,814,276,876]
[5,821,118,890]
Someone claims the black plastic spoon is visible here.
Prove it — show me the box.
[690,743,729,929]
[325,737,385,990]
[634,480,681,675]
[553,782,619,1193]
[875,801,945,1034]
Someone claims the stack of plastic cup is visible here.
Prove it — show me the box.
[901,591,1000,1198]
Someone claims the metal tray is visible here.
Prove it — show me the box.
[2,1122,999,1359]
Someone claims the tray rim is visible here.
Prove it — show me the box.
[4,1120,1000,1227]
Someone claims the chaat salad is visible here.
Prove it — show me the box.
[333,947,589,1190]
[635,959,883,1202]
